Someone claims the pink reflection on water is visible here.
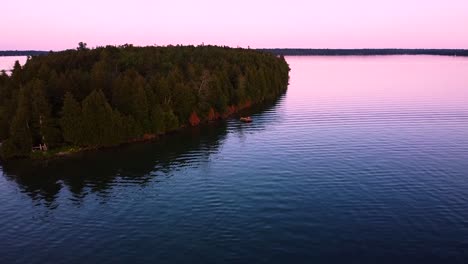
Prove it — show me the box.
[286,55,468,110]
[0,56,27,73]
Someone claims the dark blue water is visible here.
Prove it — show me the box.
[1,56,468,263]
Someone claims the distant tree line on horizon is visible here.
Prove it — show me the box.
[258,49,468,57]
[0,44,290,159]
[0,50,48,57]
[3,48,468,58]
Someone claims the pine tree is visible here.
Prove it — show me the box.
[0,88,32,158]
[163,110,179,132]
[112,71,134,115]
[131,74,150,133]
[30,79,62,149]
[0,45,290,159]
[81,90,118,146]
[0,73,12,140]
[60,92,83,145]
[11,61,23,86]
[172,83,195,122]
[150,105,165,134]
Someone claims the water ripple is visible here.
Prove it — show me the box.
[1,56,468,263]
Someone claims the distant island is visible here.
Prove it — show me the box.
[3,49,468,58]
[0,50,48,56]
[0,44,290,159]
[259,49,468,57]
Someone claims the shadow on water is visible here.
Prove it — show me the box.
[0,94,286,207]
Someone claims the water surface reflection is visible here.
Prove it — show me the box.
[0,97,284,207]
[2,56,468,263]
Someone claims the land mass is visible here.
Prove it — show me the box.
[0,45,290,159]
[0,50,48,56]
[259,49,468,57]
[3,49,468,58]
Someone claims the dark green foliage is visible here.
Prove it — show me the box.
[0,71,13,140]
[0,45,289,159]
[163,110,179,132]
[77,42,89,51]
[1,88,33,159]
[60,92,83,145]
[81,90,119,146]
[29,79,62,148]
[150,105,165,134]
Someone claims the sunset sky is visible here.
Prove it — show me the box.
[2,0,468,50]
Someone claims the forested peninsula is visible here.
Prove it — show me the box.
[0,45,290,159]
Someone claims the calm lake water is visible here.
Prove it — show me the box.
[1,56,468,263]
[0,56,27,73]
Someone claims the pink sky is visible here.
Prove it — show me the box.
[2,0,468,50]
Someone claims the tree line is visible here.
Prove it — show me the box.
[259,49,468,57]
[0,51,48,56]
[0,44,289,159]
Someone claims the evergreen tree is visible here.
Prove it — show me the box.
[60,92,83,145]
[0,88,32,158]
[0,45,290,159]
[150,105,165,134]
[11,61,23,86]
[81,90,118,146]
[30,79,62,148]
[77,42,89,51]
[112,71,134,115]
[163,110,179,132]
[130,74,150,133]
[0,73,12,140]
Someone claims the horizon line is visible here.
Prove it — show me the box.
[1,47,468,52]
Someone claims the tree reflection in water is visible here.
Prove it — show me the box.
[0,96,285,208]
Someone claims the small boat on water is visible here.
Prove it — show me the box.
[240,116,253,123]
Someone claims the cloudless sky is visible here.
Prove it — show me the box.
[2,0,468,50]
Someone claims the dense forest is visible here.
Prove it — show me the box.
[0,44,289,159]
[259,49,468,56]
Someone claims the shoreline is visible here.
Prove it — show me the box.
[23,99,260,161]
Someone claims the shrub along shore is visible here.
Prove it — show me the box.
[0,44,290,159]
